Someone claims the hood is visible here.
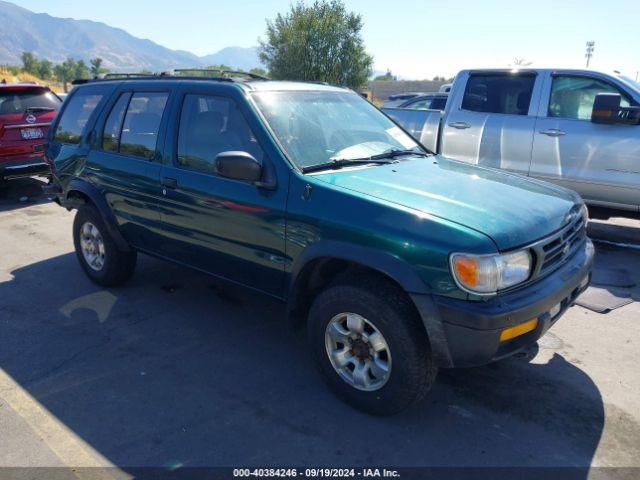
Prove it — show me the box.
[312,156,580,250]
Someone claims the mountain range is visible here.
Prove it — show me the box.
[0,0,262,72]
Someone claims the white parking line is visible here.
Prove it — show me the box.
[0,368,125,479]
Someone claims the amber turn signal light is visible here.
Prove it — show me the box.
[499,318,538,342]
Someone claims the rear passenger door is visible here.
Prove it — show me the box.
[85,87,173,249]
[441,71,541,174]
[156,86,288,297]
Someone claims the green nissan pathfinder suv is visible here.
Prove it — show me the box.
[44,72,593,415]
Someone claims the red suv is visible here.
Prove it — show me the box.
[0,82,61,183]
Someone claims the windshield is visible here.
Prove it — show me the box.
[252,90,422,170]
[619,76,640,93]
[0,89,60,115]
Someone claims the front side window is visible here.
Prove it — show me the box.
[119,92,168,159]
[462,74,536,115]
[54,92,104,144]
[252,90,420,170]
[549,76,631,120]
[177,94,264,174]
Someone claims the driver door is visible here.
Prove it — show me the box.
[530,72,640,209]
[156,87,288,297]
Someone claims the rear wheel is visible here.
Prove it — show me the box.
[307,274,437,415]
[73,205,137,286]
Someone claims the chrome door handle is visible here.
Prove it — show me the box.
[540,129,567,137]
[448,122,471,129]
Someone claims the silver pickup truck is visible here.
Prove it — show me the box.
[384,68,640,217]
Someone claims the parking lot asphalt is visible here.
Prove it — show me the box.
[1,178,639,476]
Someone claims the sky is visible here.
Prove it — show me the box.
[8,0,640,80]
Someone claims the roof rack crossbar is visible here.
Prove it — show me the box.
[103,72,157,78]
[69,68,267,85]
[172,68,268,80]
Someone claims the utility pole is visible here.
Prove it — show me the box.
[585,41,595,68]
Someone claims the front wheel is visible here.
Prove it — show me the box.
[73,205,137,287]
[307,274,437,415]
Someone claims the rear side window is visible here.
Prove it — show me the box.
[406,97,434,110]
[430,97,447,110]
[549,76,631,120]
[462,74,536,115]
[119,92,168,159]
[177,94,264,175]
[54,92,104,144]
[102,93,131,152]
[0,89,60,115]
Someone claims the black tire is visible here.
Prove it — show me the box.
[307,273,437,415]
[73,204,137,287]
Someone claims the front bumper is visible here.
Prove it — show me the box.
[411,238,594,368]
[0,156,51,180]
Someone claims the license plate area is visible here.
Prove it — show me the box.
[20,128,44,140]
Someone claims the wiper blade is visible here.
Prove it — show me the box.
[300,149,429,174]
[301,158,394,174]
[369,149,430,160]
[25,107,55,114]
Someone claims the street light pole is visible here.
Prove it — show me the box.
[585,41,595,68]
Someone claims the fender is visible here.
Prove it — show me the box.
[63,178,132,252]
[288,240,454,367]
[287,240,431,298]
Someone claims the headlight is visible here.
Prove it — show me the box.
[450,250,532,294]
[580,204,589,225]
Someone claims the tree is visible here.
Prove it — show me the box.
[206,64,234,72]
[259,0,373,89]
[37,59,52,80]
[54,58,78,92]
[74,59,90,80]
[374,69,395,81]
[249,67,268,77]
[90,57,107,76]
[21,52,39,75]
[53,64,67,91]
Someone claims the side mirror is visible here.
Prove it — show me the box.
[591,93,621,124]
[214,151,263,183]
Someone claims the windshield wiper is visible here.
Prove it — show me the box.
[369,148,430,160]
[25,107,56,114]
[301,158,394,174]
[301,149,430,174]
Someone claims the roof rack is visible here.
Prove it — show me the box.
[103,72,158,78]
[172,69,268,80]
[70,68,268,86]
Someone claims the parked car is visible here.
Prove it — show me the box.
[45,74,593,415]
[381,92,427,108]
[0,82,61,183]
[384,68,640,217]
[390,93,448,111]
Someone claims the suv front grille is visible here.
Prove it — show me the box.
[532,210,586,277]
